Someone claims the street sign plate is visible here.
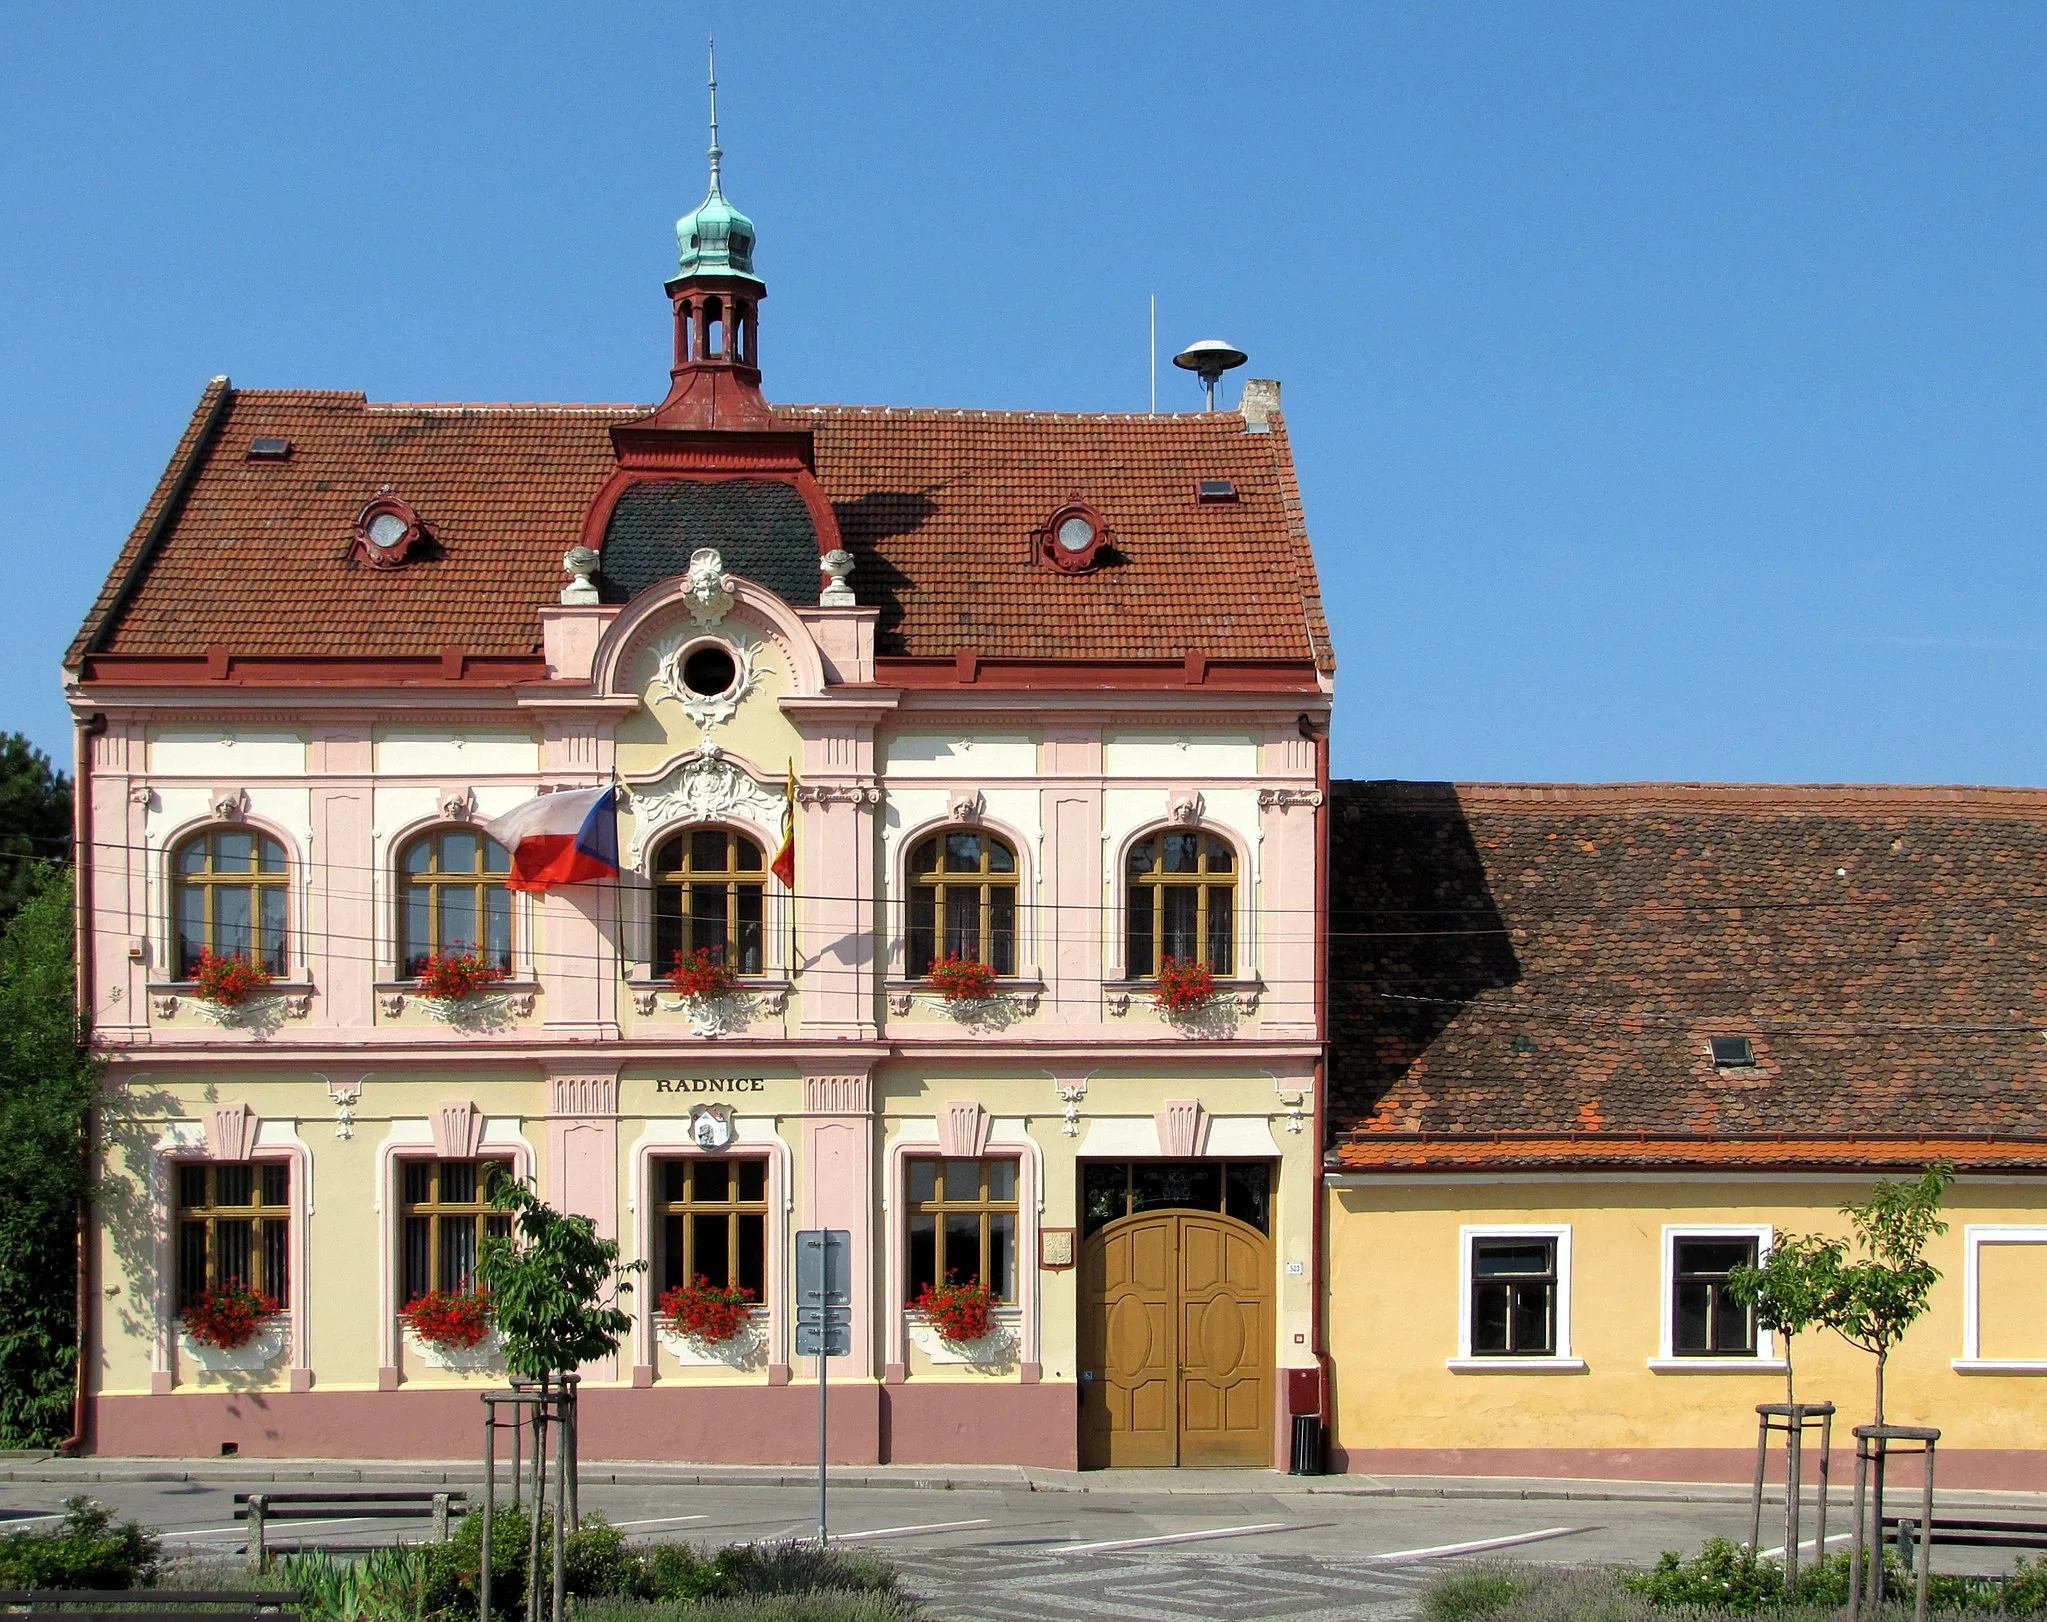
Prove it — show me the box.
[794,1315,851,1358]
[796,1228,852,1307]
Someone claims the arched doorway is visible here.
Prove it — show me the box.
[1079,1206,1273,1467]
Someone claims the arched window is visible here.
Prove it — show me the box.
[1126,831,1235,978]
[398,828,512,976]
[654,827,765,975]
[906,829,1018,977]
[173,827,288,979]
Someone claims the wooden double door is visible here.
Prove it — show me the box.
[1079,1210,1273,1467]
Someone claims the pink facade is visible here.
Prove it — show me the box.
[66,163,1334,1466]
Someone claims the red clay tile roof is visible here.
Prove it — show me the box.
[1333,1134,2047,1173]
[1329,780,2047,1171]
[71,386,1329,672]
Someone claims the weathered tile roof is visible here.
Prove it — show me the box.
[71,386,1329,671]
[1329,780,2047,1171]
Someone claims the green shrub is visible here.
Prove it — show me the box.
[642,1542,722,1603]
[2007,1556,2047,1618]
[0,1496,160,1589]
[1623,1539,1790,1611]
[417,1506,645,1621]
[1426,1567,1533,1622]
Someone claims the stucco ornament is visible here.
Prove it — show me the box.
[908,1306,1019,1371]
[652,628,767,736]
[626,747,785,865]
[682,547,737,626]
[657,987,760,1038]
[405,1326,505,1373]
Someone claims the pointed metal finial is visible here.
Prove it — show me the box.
[706,38,723,194]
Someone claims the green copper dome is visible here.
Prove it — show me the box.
[674,178,760,285]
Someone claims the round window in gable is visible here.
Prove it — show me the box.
[681,644,738,697]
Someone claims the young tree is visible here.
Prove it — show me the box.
[475,1174,641,1380]
[0,870,99,1446]
[1728,1232,1846,1405]
[1824,1163,1955,1425]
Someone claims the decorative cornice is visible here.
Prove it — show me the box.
[548,1074,618,1117]
[804,1074,872,1114]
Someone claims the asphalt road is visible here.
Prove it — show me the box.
[1,1471,2035,1622]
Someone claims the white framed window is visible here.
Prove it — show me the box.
[1648,1223,1784,1372]
[1955,1225,2047,1374]
[1450,1224,1583,1371]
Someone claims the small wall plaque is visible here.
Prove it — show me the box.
[1039,1228,1077,1271]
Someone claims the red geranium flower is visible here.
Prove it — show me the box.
[402,1288,494,1350]
[416,949,506,1001]
[659,1278,754,1344]
[913,1275,994,1344]
[668,947,738,1000]
[181,1281,281,1349]
[1151,956,1217,1013]
[192,950,273,1007]
[926,953,996,1002]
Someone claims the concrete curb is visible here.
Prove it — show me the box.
[3,1459,2041,1506]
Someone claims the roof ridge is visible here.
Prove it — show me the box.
[1340,779,2047,811]
[771,404,1250,423]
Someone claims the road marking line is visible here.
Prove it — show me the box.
[1368,1526,1594,1564]
[613,1515,711,1530]
[1058,1521,1292,1554]
[1760,1532,1853,1559]
[830,1519,992,1542]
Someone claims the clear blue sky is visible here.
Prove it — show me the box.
[6,4,2046,785]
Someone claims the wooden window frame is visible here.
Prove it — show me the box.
[1669,1233,1762,1357]
[905,827,1020,978]
[171,826,291,980]
[905,1156,1021,1304]
[397,1157,512,1302]
[1125,830,1237,978]
[1451,1223,1580,1371]
[1650,1223,1779,1369]
[397,826,514,977]
[175,1159,291,1308]
[651,1155,770,1299]
[652,826,767,977]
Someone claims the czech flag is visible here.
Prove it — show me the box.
[485,785,621,892]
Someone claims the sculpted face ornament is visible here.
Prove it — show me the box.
[683,547,737,626]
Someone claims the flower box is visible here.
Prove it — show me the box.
[192,950,274,1007]
[1151,957,1217,1014]
[908,1305,1019,1368]
[403,1325,505,1373]
[401,1288,493,1349]
[414,949,506,1002]
[656,1300,767,1370]
[179,1288,288,1375]
[912,1276,994,1344]
[668,947,739,1000]
[926,953,996,1003]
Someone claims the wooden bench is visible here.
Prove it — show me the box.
[0,1589,299,1622]
[233,1492,463,1571]
[1884,1515,2047,1573]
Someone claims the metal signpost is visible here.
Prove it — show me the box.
[794,1228,852,1544]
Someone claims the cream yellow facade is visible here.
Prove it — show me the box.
[1326,1173,2047,1486]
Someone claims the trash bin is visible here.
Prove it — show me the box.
[1289,1413,1325,1476]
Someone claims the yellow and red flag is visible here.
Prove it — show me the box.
[770,762,795,888]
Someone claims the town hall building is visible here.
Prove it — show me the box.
[65,134,1332,1468]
